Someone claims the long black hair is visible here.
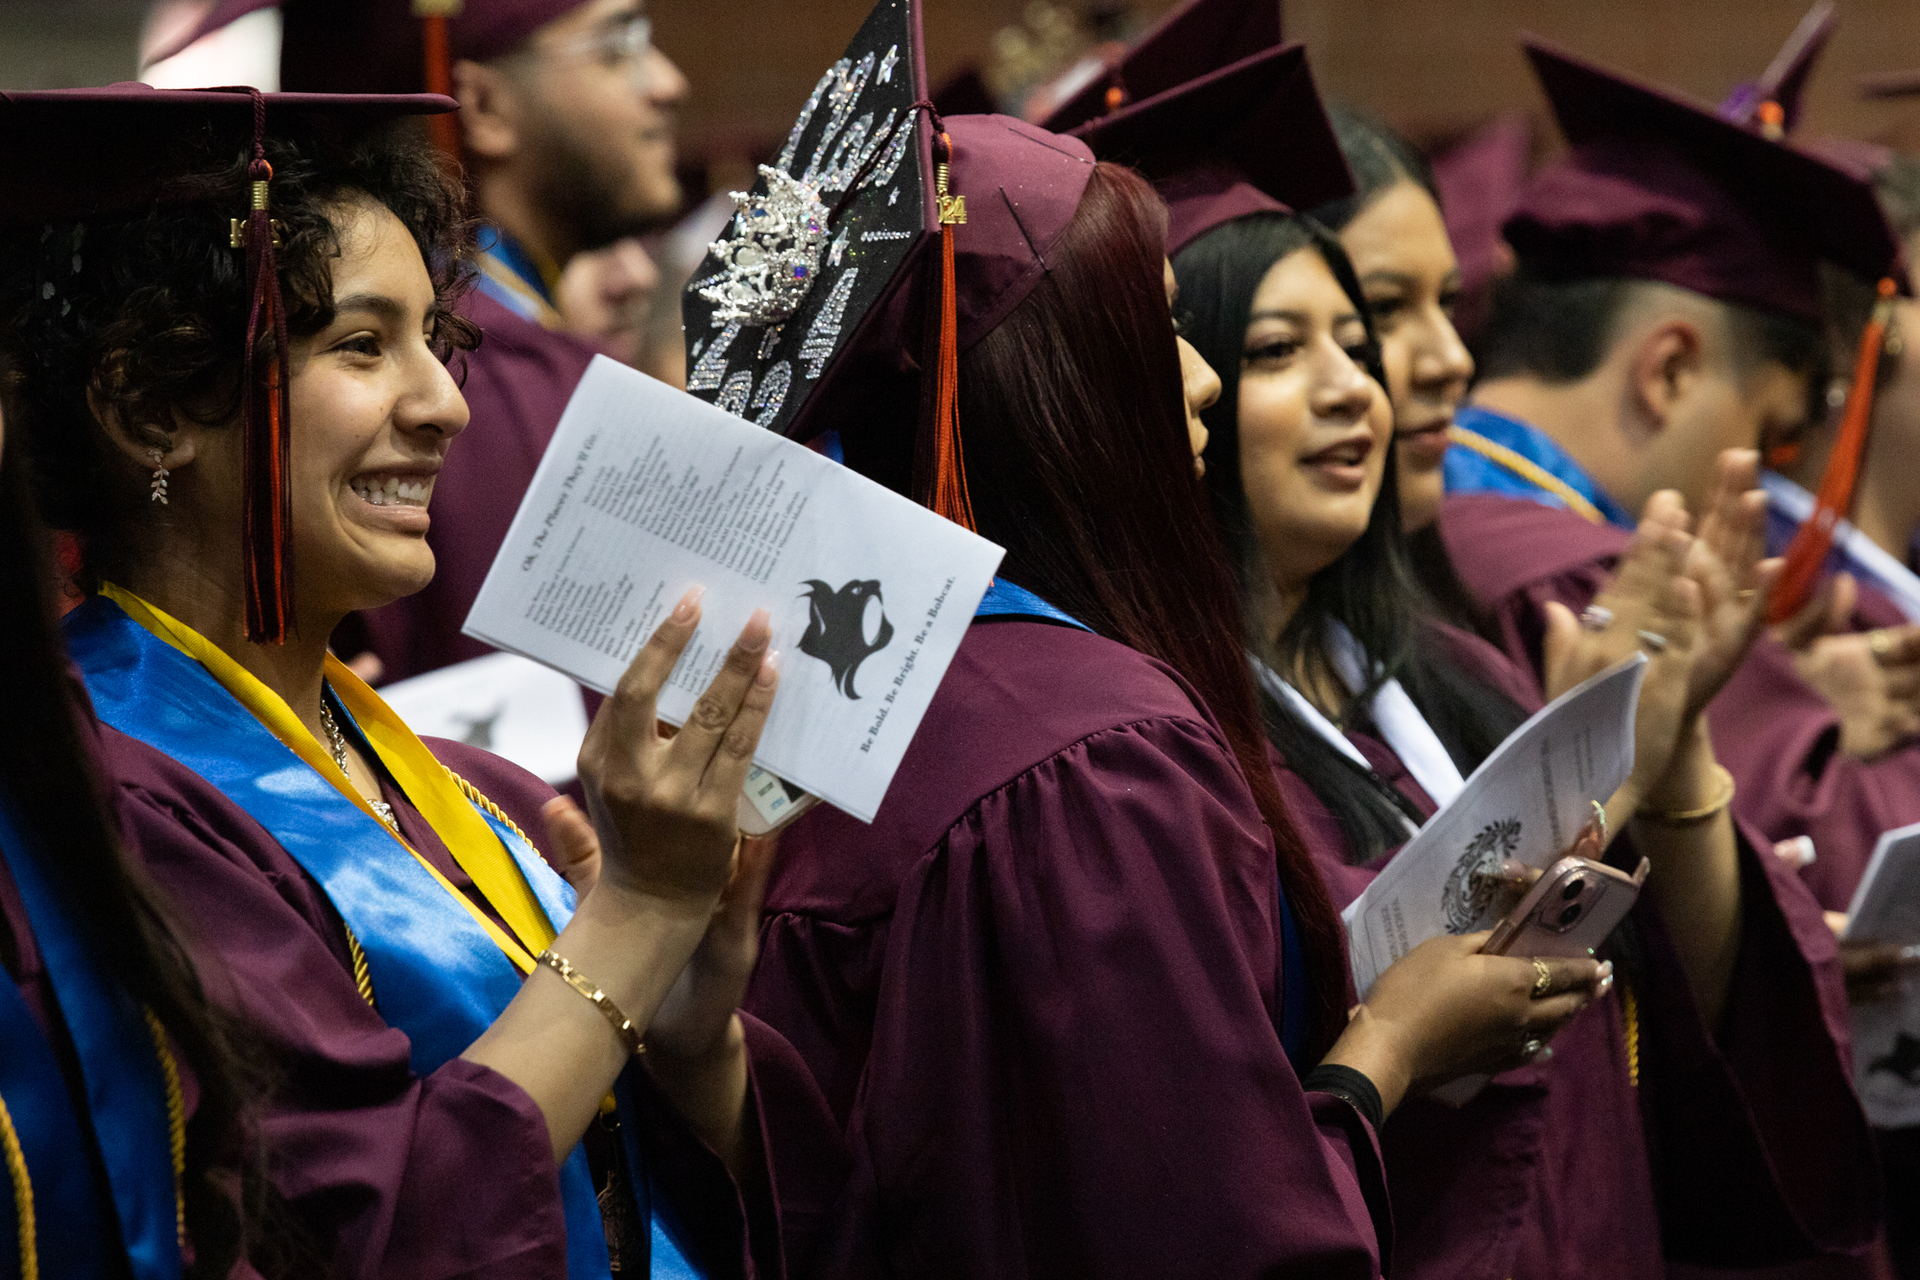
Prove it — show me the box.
[1173,212,1526,863]
[0,396,300,1275]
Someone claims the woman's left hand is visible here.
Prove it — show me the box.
[645,833,779,1065]
[542,795,602,899]
[638,833,780,1173]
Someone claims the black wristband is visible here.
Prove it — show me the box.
[1302,1064,1385,1131]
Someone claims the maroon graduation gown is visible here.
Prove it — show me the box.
[742,618,1392,1278]
[1439,491,1920,913]
[1273,622,1879,1276]
[97,727,768,1279]
[350,290,601,682]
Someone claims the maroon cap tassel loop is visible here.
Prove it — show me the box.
[237,88,295,644]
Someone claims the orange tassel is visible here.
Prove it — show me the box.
[928,132,975,531]
[1766,277,1898,624]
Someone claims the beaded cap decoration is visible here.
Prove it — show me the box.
[699,165,833,326]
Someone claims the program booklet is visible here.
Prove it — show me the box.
[1844,822,1920,1128]
[1342,654,1647,999]
[464,355,1005,823]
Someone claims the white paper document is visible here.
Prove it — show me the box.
[376,652,590,786]
[464,355,1006,822]
[1342,655,1647,998]
[1844,823,1920,1128]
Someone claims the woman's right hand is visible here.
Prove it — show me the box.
[1321,933,1607,1115]
[576,586,779,908]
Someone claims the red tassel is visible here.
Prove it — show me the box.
[928,132,974,532]
[239,91,295,644]
[419,12,462,162]
[1766,277,1898,625]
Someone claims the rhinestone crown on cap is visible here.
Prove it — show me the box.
[699,165,831,326]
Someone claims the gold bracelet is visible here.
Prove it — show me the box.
[1636,763,1736,825]
[536,949,645,1057]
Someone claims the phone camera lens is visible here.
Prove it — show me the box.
[1561,879,1586,901]
[1558,902,1584,927]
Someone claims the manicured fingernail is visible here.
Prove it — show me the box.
[758,651,780,686]
[672,585,706,622]
[745,607,772,648]
[1534,1046,1554,1065]
[1597,960,1613,979]
[1597,973,1614,996]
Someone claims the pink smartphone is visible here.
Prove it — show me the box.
[1482,855,1649,959]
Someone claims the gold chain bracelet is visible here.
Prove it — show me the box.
[1635,763,1735,825]
[535,950,645,1057]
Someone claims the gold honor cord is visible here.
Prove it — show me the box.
[1622,982,1641,1090]
[0,1093,34,1280]
[141,1010,188,1249]
[0,1007,188,1280]
[345,926,376,1007]
[98,585,559,975]
[476,251,566,330]
[1446,425,1608,526]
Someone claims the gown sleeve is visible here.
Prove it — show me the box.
[1630,817,1881,1265]
[112,752,572,1280]
[751,716,1391,1280]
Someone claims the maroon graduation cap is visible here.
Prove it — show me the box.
[1860,68,1920,99]
[1067,42,1352,254]
[1506,39,1908,622]
[0,84,456,643]
[1036,0,1281,134]
[149,0,591,155]
[1506,37,1902,325]
[1432,115,1531,293]
[681,0,1095,533]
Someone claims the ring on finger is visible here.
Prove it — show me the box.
[1580,605,1614,632]
[1521,1036,1545,1061]
[1870,629,1894,662]
[1636,629,1668,653]
[1530,958,1553,999]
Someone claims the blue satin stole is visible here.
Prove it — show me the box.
[65,597,700,1279]
[0,791,181,1280]
[1443,404,1635,529]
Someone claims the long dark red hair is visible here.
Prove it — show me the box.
[844,162,1350,1059]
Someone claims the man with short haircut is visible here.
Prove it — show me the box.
[1440,41,1920,914]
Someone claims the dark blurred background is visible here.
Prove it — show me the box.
[7,0,1920,206]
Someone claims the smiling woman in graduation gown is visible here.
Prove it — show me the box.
[1057,31,1881,1274]
[1,86,791,1279]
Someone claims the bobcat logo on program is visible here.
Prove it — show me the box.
[798,579,894,700]
[1444,818,1522,933]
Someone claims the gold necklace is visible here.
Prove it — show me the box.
[318,698,400,831]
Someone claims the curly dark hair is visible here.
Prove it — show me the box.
[0,115,476,571]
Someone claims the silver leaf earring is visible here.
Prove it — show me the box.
[148,447,170,506]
